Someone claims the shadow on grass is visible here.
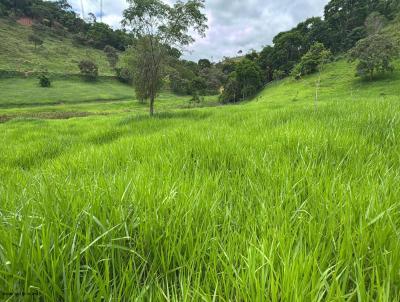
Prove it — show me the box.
[0,97,133,109]
[118,110,212,126]
[88,130,125,145]
[351,71,399,88]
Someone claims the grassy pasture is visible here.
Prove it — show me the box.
[0,59,400,301]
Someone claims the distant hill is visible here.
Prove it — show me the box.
[0,18,115,76]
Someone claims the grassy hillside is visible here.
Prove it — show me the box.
[1,57,400,300]
[0,18,114,75]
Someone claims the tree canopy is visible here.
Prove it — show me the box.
[122,0,208,115]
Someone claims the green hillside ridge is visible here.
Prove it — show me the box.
[0,18,115,76]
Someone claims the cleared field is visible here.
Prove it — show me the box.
[0,60,400,301]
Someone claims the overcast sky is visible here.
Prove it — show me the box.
[68,0,329,61]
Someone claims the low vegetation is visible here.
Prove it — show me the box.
[78,59,99,81]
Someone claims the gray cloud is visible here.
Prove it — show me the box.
[67,0,329,61]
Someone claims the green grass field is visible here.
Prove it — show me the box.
[1,57,400,300]
[0,18,114,75]
[0,76,219,123]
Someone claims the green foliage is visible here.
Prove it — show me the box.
[122,0,208,115]
[103,45,119,69]
[220,59,263,103]
[78,59,99,81]
[219,72,240,103]
[0,2,7,16]
[198,58,211,69]
[365,12,388,35]
[236,59,263,98]
[115,67,133,85]
[272,69,286,81]
[189,76,207,95]
[28,34,43,49]
[245,50,259,61]
[72,32,88,46]
[292,43,332,79]
[189,91,203,104]
[38,74,51,87]
[349,34,398,80]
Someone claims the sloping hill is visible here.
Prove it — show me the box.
[0,18,115,76]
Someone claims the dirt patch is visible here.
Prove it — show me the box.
[0,115,12,123]
[17,17,33,27]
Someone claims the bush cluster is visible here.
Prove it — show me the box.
[78,60,99,81]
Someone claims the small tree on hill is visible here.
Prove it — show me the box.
[28,34,43,49]
[292,43,331,79]
[291,43,332,110]
[38,74,51,87]
[349,35,398,80]
[78,60,99,81]
[122,0,208,116]
[104,45,119,69]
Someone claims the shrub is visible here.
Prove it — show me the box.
[72,33,88,47]
[169,72,190,95]
[78,60,99,81]
[38,74,51,87]
[235,59,263,98]
[219,72,241,104]
[272,70,285,81]
[189,91,203,104]
[291,43,332,79]
[189,77,207,95]
[104,45,119,69]
[116,67,133,84]
[348,34,398,80]
[28,34,43,49]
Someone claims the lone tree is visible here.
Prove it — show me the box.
[122,0,208,116]
[78,60,99,81]
[104,45,119,69]
[291,42,332,110]
[349,35,398,80]
[291,43,331,79]
[28,34,43,49]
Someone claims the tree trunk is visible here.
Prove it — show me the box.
[149,95,155,116]
[315,76,320,112]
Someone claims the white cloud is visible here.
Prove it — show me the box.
[66,0,329,61]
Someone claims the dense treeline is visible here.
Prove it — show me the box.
[220,0,400,103]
